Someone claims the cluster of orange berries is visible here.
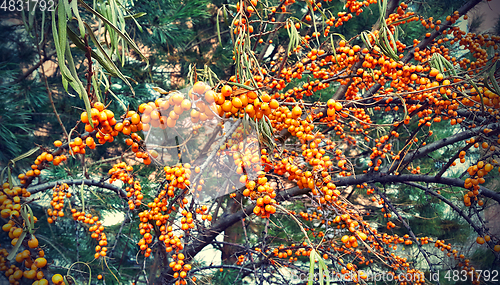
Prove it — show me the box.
[137,196,175,255]
[70,209,108,259]
[114,110,143,133]
[0,247,48,285]
[46,184,71,223]
[139,90,197,130]
[467,87,500,110]
[195,205,212,221]
[18,151,68,185]
[252,193,277,217]
[476,235,500,252]
[272,246,293,259]
[238,156,277,218]
[169,253,192,285]
[0,182,50,285]
[463,156,497,206]
[222,138,278,217]
[124,134,155,165]
[108,163,144,209]
[340,231,367,249]
[134,162,197,260]
[216,84,281,121]
[81,102,119,145]
[137,217,154,255]
[236,254,246,265]
[269,106,318,142]
[344,0,373,16]
[164,163,192,196]
[1,184,29,220]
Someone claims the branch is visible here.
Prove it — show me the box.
[27,179,127,198]
[11,50,57,85]
[385,122,500,173]
[403,182,499,255]
[283,173,500,204]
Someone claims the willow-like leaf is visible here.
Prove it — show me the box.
[330,35,340,68]
[80,182,85,212]
[78,0,149,66]
[10,147,40,164]
[70,0,85,37]
[7,231,26,261]
[217,7,223,47]
[84,22,134,94]
[52,7,74,84]
[308,249,316,285]
[466,75,485,113]
[124,12,147,20]
[20,206,32,234]
[489,61,500,95]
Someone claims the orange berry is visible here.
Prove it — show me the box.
[52,274,64,284]
[34,257,47,268]
[291,106,302,118]
[221,85,232,97]
[28,236,39,248]
[192,81,207,94]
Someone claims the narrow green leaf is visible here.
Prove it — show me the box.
[20,206,31,234]
[66,37,92,128]
[70,0,86,37]
[331,33,346,40]
[64,32,93,127]
[7,231,27,261]
[319,262,324,285]
[10,147,40,163]
[124,12,147,19]
[126,12,144,32]
[67,27,117,76]
[62,0,73,20]
[80,182,85,211]
[27,206,35,232]
[65,41,87,99]
[360,31,372,50]
[0,167,7,187]
[223,6,228,25]
[58,1,69,62]
[52,7,74,83]
[489,61,500,95]
[308,249,316,285]
[78,0,149,66]
[39,11,46,45]
[466,75,485,113]
[62,76,69,92]
[227,82,254,90]
[84,22,134,94]
[107,89,127,111]
[217,8,222,47]
[7,168,13,189]
[28,3,35,33]
[330,35,340,68]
